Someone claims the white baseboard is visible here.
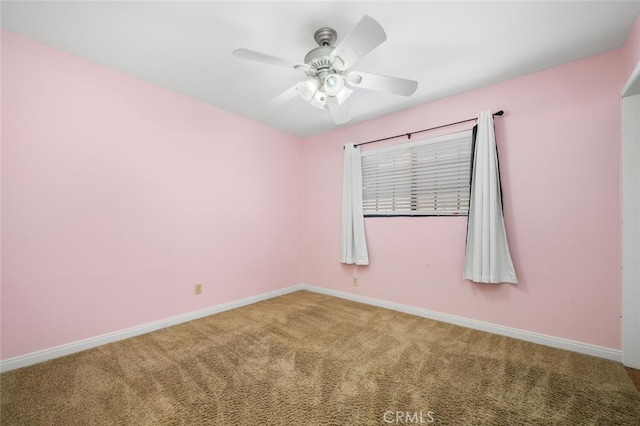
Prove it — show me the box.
[1,283,621,372]
[298,285,623,363]
[0,285,304,373]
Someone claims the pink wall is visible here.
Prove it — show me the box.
[302,49,623,349]
[1,31,303,360]
[622,14,640,86]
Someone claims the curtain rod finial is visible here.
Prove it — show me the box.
[494,110,504,116]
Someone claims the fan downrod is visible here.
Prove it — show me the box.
[314,28,337,47]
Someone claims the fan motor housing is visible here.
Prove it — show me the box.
[304,46,334,73]
[304,27,342,75]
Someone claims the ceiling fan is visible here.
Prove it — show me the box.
[232,15,418,125]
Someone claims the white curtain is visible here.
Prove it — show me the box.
[463,111,517,284]
[340,143,369,265]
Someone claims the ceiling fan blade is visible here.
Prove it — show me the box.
[265,85,299,108]
[330,15,387,69]
[233,48,309,72]
[326,96,351,125]
[347,71,418,97]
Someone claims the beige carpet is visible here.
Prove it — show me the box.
[2,290,639,425]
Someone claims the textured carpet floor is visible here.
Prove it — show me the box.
[2,290,639,425]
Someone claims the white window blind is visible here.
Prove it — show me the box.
[361,129,473,216]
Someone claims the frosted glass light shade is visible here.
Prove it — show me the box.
[297,79,319,101]
[324,74,345,96]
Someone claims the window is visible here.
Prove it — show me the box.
[361,130,473,216]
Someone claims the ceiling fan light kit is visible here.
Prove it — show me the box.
[233,15,418,125]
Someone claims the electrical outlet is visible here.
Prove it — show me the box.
[194,283,202,295]
[352,277,358,286]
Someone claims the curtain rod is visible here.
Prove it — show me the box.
[351,110,504,148]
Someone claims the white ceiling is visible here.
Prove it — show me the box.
[2,1,640,137]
